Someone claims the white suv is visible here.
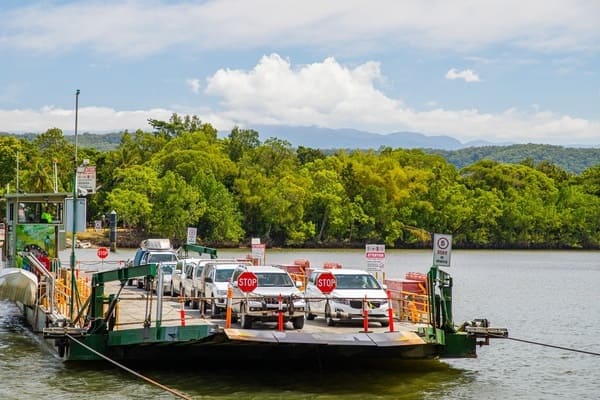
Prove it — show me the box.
[199,262,252,316]
[171,258,203,298]
[231,265,306,329]
[179,258,247,309]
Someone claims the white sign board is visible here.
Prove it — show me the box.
[433,233,452,267]
[187,227,197,244]
[77,165,97,194]
[365,244,385,271]
[251,243,265,264]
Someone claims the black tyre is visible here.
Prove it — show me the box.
[306,304,316,320]
[292,316,305,329]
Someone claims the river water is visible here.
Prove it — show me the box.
[1,248,598,399]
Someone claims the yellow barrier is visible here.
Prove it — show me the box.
[388,290,430,324]
[49,268,92,326]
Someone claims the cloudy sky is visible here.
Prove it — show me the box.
[1,0,599,146]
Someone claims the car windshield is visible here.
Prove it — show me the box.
[215,268,235,282]
[160,264,174,274]
[256,272,293,287]
[149,253,177,263]
[335,274,381,290]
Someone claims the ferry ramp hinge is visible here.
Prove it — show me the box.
[458,318,508,346]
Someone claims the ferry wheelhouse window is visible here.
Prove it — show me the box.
[16,202,63,224]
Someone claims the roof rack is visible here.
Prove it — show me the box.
[140,238,172,250]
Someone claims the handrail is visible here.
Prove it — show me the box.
[23,252,56,315]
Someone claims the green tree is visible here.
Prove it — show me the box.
[149,171,202,241]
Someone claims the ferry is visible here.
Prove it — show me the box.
[1,192,507,366]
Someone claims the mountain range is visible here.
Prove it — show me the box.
[246,125,498,150]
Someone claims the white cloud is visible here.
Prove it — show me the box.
[1,1,599,57]
[445,68,481,82]
[1,55,598,146]
[186,79,201,94]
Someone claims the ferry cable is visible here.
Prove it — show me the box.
[489,333,600,356]
[65,334,193,400]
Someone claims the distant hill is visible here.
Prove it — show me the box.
[248,125,474,150]
[427,144,600,174]
[1,131,123,152]
[64,132,123,152]
[4,127,599,174]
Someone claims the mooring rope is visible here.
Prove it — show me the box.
[65,334,193,400]
[490,333,600,356]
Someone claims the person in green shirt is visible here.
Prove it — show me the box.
[41,210,53,223]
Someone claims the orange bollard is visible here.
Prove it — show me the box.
[387,290,395,332]
[225,286,233,329]
[179,299,186,327]
[277,294,284,331]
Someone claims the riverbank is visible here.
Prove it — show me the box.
[75,228,599,251]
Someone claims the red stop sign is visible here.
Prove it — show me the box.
[97,247,109,259]
[316,272,337,294]
[237,271,258,293]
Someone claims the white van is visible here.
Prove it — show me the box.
[200,262,252,316]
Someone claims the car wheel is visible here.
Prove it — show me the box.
[380,320,390,327]
[306,304,316,320]
[211,300,217,317]
[325,303,335,326]
[240,303,252,329]
[292,316,305,329]
[184,290,191,307]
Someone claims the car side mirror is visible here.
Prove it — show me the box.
[295,281,303,288]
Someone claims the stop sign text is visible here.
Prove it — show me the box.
[237,271,258,293]
[316,272,337,294]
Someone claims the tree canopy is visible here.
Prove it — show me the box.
[2,115,599,249]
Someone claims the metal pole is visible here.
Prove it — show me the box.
[69,89,80,323]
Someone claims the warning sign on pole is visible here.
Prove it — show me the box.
[187,227,197,244]
[365,244,385,271]
[433,233,452,267]
[251,240,265,265]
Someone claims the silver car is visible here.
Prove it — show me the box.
[305,269,390,327]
